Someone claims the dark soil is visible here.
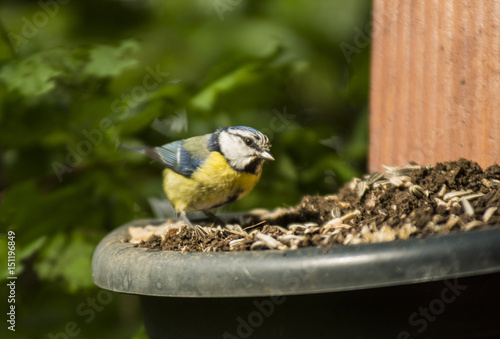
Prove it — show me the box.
[131,159,500,252]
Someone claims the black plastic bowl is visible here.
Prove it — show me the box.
[92,220,500,338]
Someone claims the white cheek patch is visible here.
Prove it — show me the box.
[219,133,255,170]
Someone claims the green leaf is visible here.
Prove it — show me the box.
[190,59,288,112]
[191,64,256,111]
[35,231,95,293]
[0,49,65,97]
[0,41,139,99]
[83,40,139,77]
[118,99,168,135]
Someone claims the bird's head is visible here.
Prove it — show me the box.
[215,126,274,173]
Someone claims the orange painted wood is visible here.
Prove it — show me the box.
[369,0,500,171]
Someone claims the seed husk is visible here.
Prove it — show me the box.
[256,233,287,250]
[389,176,404,187]
[366,171,384,185]
[437,185,447,198]
[357,181,367,198]
[483,207,498,223]
[410,185,426,198]
[460,198,475,217]
[443,190,473,201]
[464,220,485,231]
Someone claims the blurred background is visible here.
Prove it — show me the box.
[0,0,372,337]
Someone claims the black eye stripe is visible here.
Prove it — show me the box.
[230,131,270,147]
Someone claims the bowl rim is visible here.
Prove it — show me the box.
[92,219,500,297]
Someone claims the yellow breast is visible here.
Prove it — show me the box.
[163,152,262,212]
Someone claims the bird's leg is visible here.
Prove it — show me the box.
[202,210,226,227]
[180,211,206,237]
[180,211,195,229]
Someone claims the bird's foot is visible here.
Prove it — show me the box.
[180,211,207,237]
[202,210,226,227]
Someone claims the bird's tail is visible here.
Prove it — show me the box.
[120,144,150,153]
[121,144,170,168]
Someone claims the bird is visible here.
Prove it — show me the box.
[125,126,274,229]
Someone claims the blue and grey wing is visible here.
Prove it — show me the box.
[123,136,209,177]
[152,141,183,168]
[173,144,205,177]
[155,140,206,177]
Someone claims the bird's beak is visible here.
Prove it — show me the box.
[260,151,275,161]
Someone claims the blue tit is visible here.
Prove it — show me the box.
[126,126,274,228]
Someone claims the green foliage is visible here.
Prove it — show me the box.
[0,48,68,97]
[84,41,139,77]
[0,0,372,338]
[35,231,94,292]
[0,41,138,100]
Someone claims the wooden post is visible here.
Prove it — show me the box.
[369,0,500,171]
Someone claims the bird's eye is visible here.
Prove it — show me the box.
[245,138,254,146]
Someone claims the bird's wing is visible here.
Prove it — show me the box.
[152,140,184,168]
[173,134,211,176]
[123,135,212,177]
